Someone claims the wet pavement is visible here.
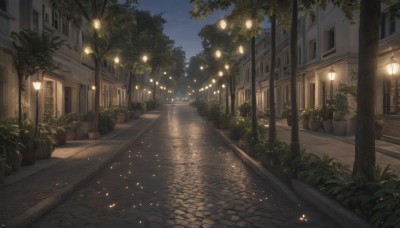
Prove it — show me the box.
[32,104,338,227]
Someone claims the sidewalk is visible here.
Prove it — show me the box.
[0,110,162,227]
[275,119,400,175]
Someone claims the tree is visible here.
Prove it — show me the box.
[51,0,135,136]
[11,30,64,124]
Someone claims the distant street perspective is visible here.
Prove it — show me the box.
[1,0,400,227]
[32,104,337,227]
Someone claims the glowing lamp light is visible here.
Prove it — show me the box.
[150,79,153,83]
[224,64,230,70]
[328,66,336,81]
[209,84,212,87]
[114,56,120,64]
[135,85,138,89]
[215,50,222,58]
[91,85,96,90]
[169,77,172,80]
[194,79,197,82]
[93,19,101,30]
[205,86,208,89]
[200,66,204,70]
[84,46,92,55]
[164,71,167,75]
[222,84,226,88]
[238,45,244,54]
[220,19,227,30]
[218,71,224,77]
[212,79,216,83]
[156,81,159,85]
[142,55,148,63]
[386,55,400,76]
[32,80,42,91]
[245,19,253,29]
[148,91,151,94]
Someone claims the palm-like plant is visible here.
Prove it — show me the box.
[11,30,64,124]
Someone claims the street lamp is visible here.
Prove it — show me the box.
[32,78,42,137]
[328,66,336,100]
[114,56,120,64]
[142,55,148,63]
[220,19,227,30]
[93,19,101,30]
[245,19,253,29]
[215,50,222,58]
[238,45,244,54]
[386,54,400,76]
[218,71,224,77]
[84,46,92,55]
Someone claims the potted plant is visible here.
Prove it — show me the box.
[300,108,311,130]
[35,124,56,159]
[320,102,335,133]
[219,113,231,129]
[19,121,38,166]
[0,119,22,171]
[77,112,92,140]
[131,103,142,119]
[375,115,384,140]
[116,108,128,123]
[332,93,349,136]
[309,108,321,131]
[47,115,70,146]
[239,101,252,117]
[282,104,291,126]
[61,113,80,141]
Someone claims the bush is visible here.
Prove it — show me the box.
[146,100,156,110]
[132,102,144,111]
[229,117,250,140]
[98,110,116,134]
[219,113,232,127]
[196,101,208,117]
[239,101,252,117]
[207,101,221,126]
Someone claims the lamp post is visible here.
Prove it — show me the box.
[32,78,42,137]
[328,66,336,100]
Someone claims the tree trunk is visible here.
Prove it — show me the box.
[268,12,277,145]
[126,72,135,110]
[289,0,300,159]
[92,57,100,133]
[353,0,379,181]
[225,79,229,115]
[229,73,236,116]
[250,0,258,144]
[18,74,23,125]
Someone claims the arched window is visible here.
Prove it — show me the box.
[0,67,7,116]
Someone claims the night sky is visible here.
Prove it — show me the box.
[136,0,227,61]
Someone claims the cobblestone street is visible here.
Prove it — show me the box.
[32,104,338,227]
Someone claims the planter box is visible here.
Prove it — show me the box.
[77,122,90,140]
[66,131,77,141]
[333,120,347,136]
[21,149,36,166]
[55,133,67,146]
[35,143,54,159]
[131,110,141,119]
[322,120,333,133]
[117,113,128,123]
[310,121,320,131]
[88,131,100,140]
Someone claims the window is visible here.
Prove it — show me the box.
[389,12,396,35]
[381,12,387,38]
[309,39,317,60]
[0,67,7,116]
[0,0,6,12]
[265,63,269,73]
[327,27,335,50]
[52,10,59,29]
[260,61,263,76]
[33,10,39,31]
[246,68,250,82]
[44,80,55,119]
[62,16,69,36]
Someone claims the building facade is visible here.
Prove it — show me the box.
[0,0,149,122]
[236,2,400,138]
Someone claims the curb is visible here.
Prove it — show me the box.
[7,115,160,227]
[213,128,371,228]
[292,180,371,228]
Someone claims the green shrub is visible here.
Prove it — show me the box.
[239,101,252,117]
[229,117,250,140]
[219,113,232,127]
[0,118,22,169]
[207,101,221,126]
[196,101,208,117]
[98,110,116,134]
[146,100,156,110]
[132,102,144,111]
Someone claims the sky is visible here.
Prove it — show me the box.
[136,0,227,61]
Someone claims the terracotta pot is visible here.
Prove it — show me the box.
[88,131,101,140]
[66,132,77,141]
[131,110,141,119]
[55,133,67,146]
[332,120,347,136]
[322,120,333,133]
[117,113,127,123]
